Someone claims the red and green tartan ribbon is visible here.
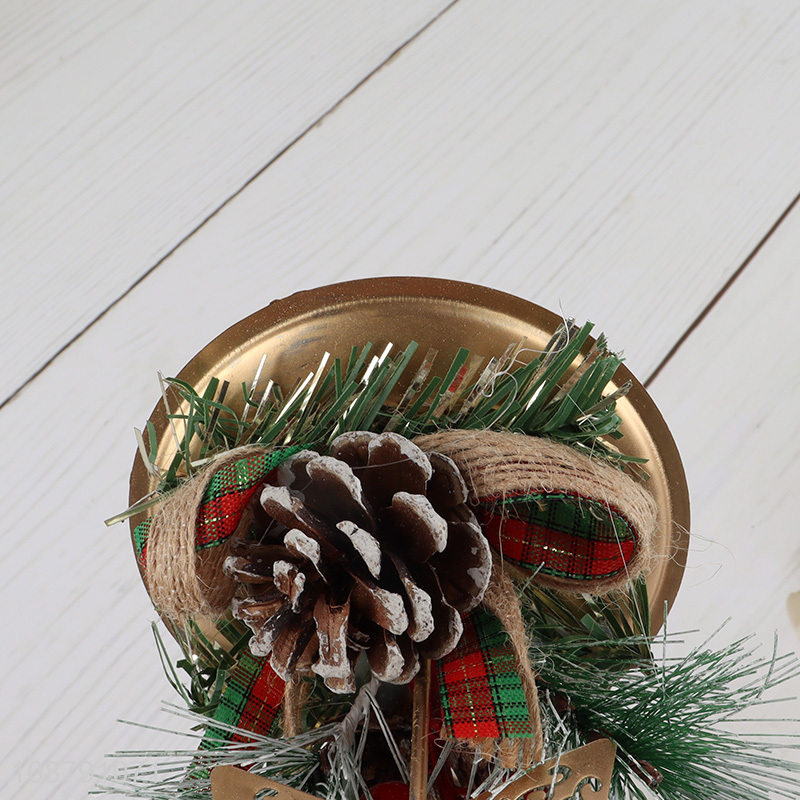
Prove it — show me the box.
[434,490,641,741]
[475,491,638,581]
[132,447,300,571]
[201,651,285,747]
[198,485,639,745]
[138,451,641,747]
[133,446,299,745]
[434,606,533,739]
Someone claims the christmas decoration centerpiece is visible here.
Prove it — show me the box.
[103,278,800,800]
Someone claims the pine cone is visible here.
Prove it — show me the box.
[224,431,491,693]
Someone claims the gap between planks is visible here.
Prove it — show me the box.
[3,0,791,410]
[0,0,461,414]
[645,188,800,388]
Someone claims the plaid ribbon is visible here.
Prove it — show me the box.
[137,453,640,747]
[133,448,299,571]
[475,491,638,581]
[201,651,286,746]
[436,489,640,742]
[434,606,533,739]
[133,447,298,744]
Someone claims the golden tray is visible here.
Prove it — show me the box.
[130,276,689,632]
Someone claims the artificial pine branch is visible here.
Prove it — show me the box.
[103,580,800,800]
[95,704,325,799]
[98,686,442,800]
[152,621,252,718]
[105,319,800,799]
[520,579,800,800]
[108,321,640,525]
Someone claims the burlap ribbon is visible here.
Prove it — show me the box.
[413,430,657,593]
[134,446,298,742]
[414,429,657,767]
[135,430,657,765]
[134,446,300,619]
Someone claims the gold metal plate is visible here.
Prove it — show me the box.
[130,277,689,632]
[474,739,617,800]
[210,766,322,800]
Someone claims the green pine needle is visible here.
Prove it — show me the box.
[97,685,436,800]
[520,579,800,800]
[94,704,325,799]
[129,578,800,800]
[152,621,252,718]
[110,320,641,525]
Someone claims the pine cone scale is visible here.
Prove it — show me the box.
[273,560,306,611]
[412,562,463,660]
[429,511,492,613]
[426,452,469,510]
[271,612,316,679]
[351,434,432,508]
[336,520,382,579]
[226,431,491,692]
[383,491,447,562]
[387,553,434,643]
[246,603,298,658]
[312,596,351,681]
[303,456,375,531]
[223,556,275,584]
[351,574,409,635]
[260,486,344,563]
[367,628,406,683]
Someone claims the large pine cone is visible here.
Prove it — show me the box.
[224,431,491,693]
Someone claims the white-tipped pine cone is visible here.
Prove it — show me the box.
[224,431,491,693]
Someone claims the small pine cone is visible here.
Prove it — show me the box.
[224,431,491,693]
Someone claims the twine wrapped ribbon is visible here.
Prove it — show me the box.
[134,446,301,620]
[134,430,657,768]
[413,430,657,591]
[414,430,657,768]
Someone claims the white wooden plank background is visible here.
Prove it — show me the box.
[651,205,800,648]
[0,0,451,403]
[2,1,800,797]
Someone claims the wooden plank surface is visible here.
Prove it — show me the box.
[75,0,800,381]
[0,0,451,403]
[3,1,800,796]
[651,204,800,677]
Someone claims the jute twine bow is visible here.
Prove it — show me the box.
[145,446,272,621]
[413,429,658,591]
[141,431,657,771]
[414,429,658,768]
[481,562,544,767]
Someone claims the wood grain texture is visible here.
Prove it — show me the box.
[650,203,800,691]
[0,0,451,403]
[4,1,800,796]
[47,0,800,384]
